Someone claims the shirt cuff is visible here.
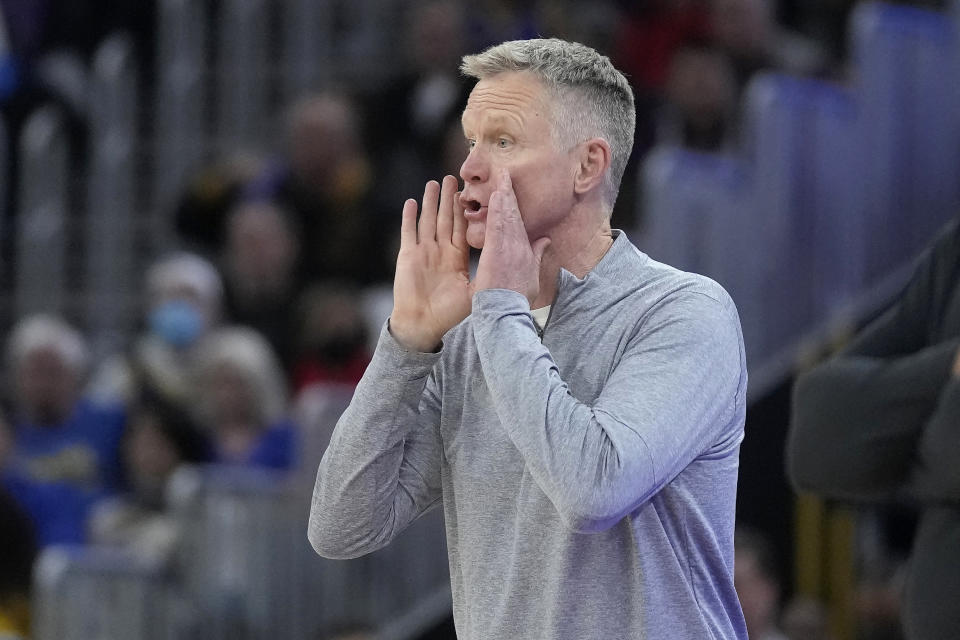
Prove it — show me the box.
[368,319,444,381]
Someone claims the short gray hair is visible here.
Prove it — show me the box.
[461,38,635,209]
[7,314,90,377]
[146,252,223,311]
[194,326,288,427]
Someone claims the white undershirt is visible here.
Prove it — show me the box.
[530,305,551,332]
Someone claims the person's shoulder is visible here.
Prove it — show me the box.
[924,215,960,277]
[607,233,737,313]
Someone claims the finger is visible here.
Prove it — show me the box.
[531,237,551,264]
[498,168,518,212]
[419,180,440,242]
[400,198,419,247]
[496,168,524,230]
[485,190,504,247]
[436,175,457,244]
[499,167,513,192]
[452,190,468,252]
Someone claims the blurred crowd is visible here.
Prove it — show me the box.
[0,0,954,639]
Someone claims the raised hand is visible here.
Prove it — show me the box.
[474,169,551,305]
[390,175,472,352]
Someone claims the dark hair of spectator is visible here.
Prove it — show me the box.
[128,387,213,465]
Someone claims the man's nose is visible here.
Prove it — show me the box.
[459,147,490,184]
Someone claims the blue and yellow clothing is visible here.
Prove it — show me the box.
[2,399,125,546]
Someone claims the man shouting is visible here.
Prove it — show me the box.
[310,38,748,640]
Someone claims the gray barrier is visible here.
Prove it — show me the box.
[86,33,139,358]
[168,462,450,640]
[33,546,193,640]
[216,0,271,151]
[281,0,336,100]
[154,0,207,232]
[15,106,69,317]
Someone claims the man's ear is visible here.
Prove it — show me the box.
[573,138,612,196]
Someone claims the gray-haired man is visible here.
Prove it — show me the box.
[310,38,748,639]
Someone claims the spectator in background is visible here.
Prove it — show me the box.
[708,0,830,90]
[1,314,125,545]
[88,391,211,563]
[174,152,267,255]
[610,0,711,229]
[658,41,738,151]
[788,216,960,639]
[613,0,711,97]
[193,327,296,471]
[221,200,304,373]
[364,0,473,210]
[88,252,223,410]
[245,92,393,286]
[175,92,394,287]
[735,525,788,640]
[290,284,371,392]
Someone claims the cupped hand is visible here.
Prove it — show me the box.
[474,169,551,304]
[389,175,472,352]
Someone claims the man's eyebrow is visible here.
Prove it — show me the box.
[462,113,522,136]
[485,112,522,128]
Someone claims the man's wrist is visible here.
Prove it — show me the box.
[387,317,442,353]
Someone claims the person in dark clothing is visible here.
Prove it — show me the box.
[788,216,960,640]
[0,486,36,638]
[220,199,304,372]
[88,390,211,562]
[174,92,394,288]
[246,92,393,287]
[362,0,473,210]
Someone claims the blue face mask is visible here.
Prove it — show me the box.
[149,301,205,348]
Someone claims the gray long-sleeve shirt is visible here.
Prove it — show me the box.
[310,232,748,639]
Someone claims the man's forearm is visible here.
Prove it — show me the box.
[789,341,957,501]
[471,288,743,532]
[309,324,443,559]
[912,379,960,504]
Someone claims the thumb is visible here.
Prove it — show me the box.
[531,237,551,264]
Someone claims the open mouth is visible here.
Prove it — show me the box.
[463,199,485,219]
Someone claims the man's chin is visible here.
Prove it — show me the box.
[466,223,485,249]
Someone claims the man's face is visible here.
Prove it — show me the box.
[459,72,578,249]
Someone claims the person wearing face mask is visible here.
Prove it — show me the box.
[87,252,224,411]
